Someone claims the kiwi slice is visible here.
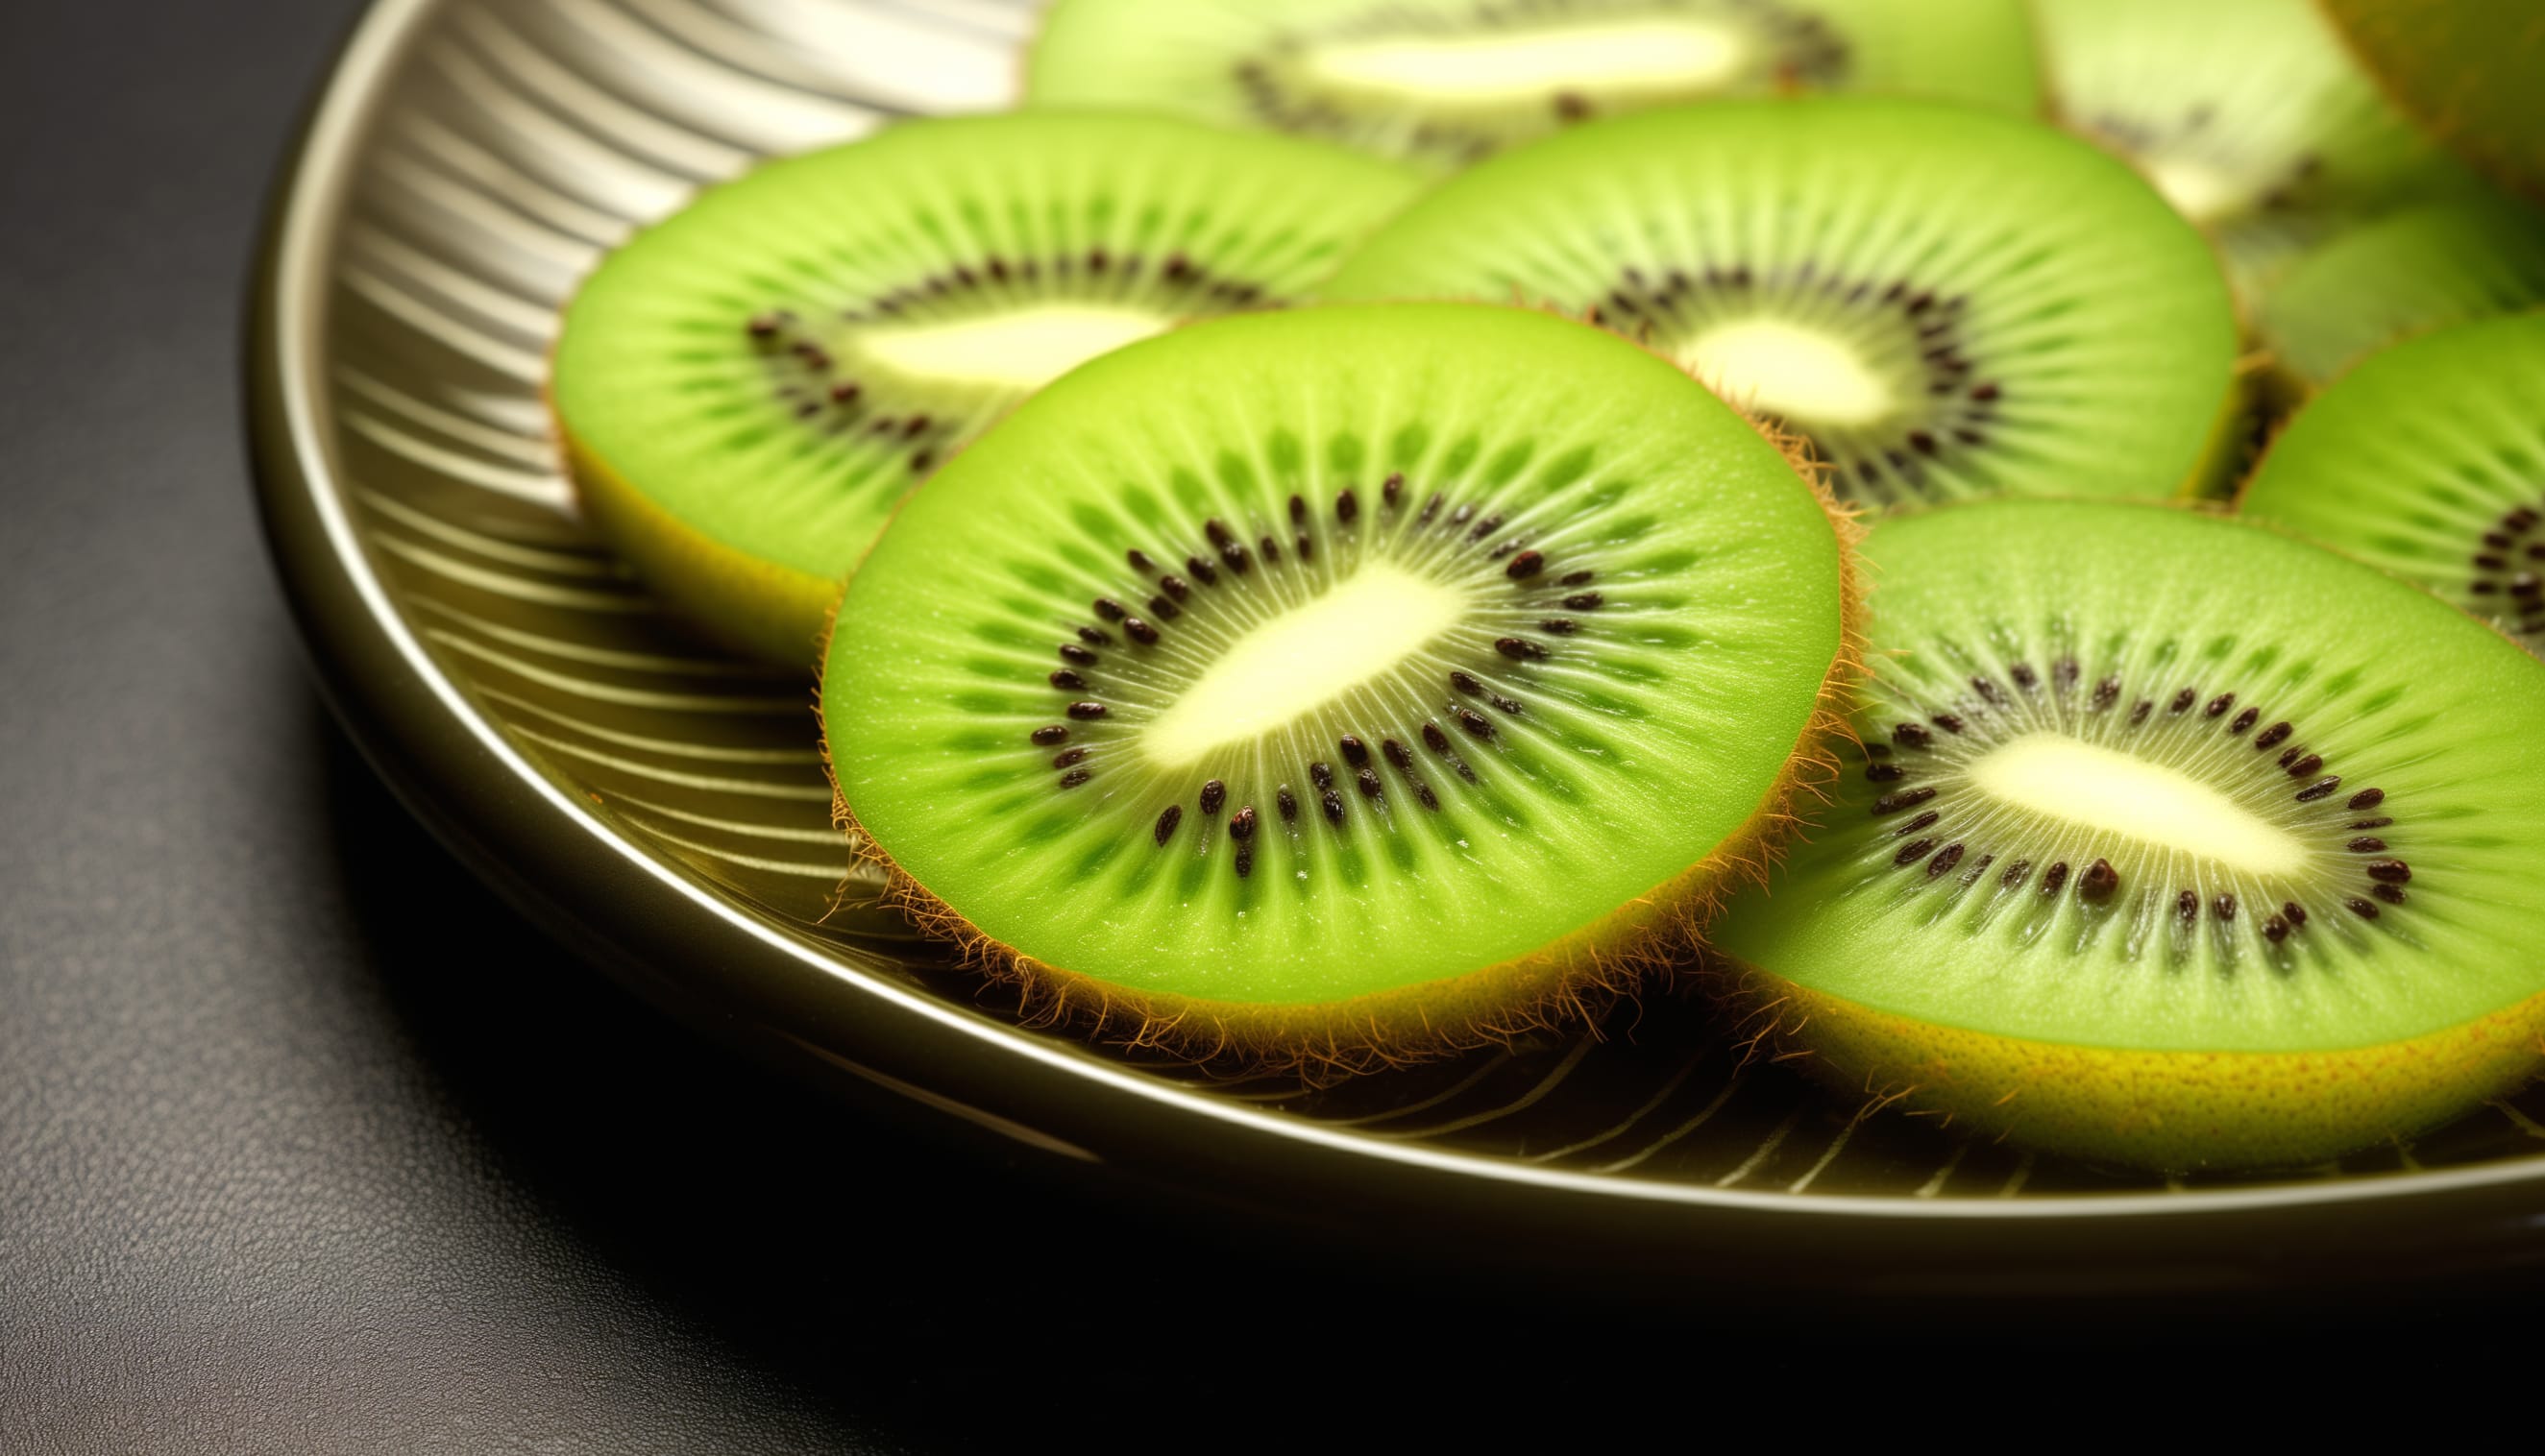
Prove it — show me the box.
[2255,190,2545,389]
[1025,0,2041,171]
[549,113,1421,665]
[822,303,1856,1067]
[2321,0,2545,202]
[1712,499,2545,1171]
[1321,99,2242,510]
[2034,0,2440,302]
[2241,313,2545,653]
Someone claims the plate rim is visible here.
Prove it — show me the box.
[244,0,2545,1274]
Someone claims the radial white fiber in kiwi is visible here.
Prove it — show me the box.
[1321,99,2242,510]
[1715,499,2545,1171]
[822,303,1857,1069]
[549,113,1421,665]
[1026,0,2040,170]
[2242,312,2545,652]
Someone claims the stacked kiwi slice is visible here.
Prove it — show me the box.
[543,4,2545,1172]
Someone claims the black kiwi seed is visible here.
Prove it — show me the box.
[2205,692,2235,717]
[1277,787,1297,822]
[1050,670,1085,690]
[2284,901,2309,927]
[1357,767,1383,799]
[1383,473,1404,508]
[1321,789,1345,825]
[2214,893,2237,921]
[1186,555,1217,586]
[1422,722,1451,754]
[2042,862,2070,896]
[1031,725,1068,745]
[1123,617,1160,644]
[1339,735,1370,765]
[1161,574,1190,600]
[2255,721,2292,749]
[1310,762,1333,789]
[1506,549,1545,579]
[2366,860,2413,884]
[1456,708,1494,740]
[1491,694,1524,716]
[1258,535,1279,564]
[1894,811,1942,837]
[1066,701,1107,720]
[1205,519,1232,546]
[2348,897,2381,919]
[1895,838,1936,866]
[1222,540,1250,573]
[1127,549,1155,572]
[2294,776,2342,802]
[1383,739,1412,771]
[2078,859,2119,902]
[1058,643,1096,666]
[1052,748,1088,768]
[1058,769,1090,789]
[1154,805,1183,845]
[1541,619,1578,634]
[1199,779,1225,815]
[1894,722,1932,749]
[2230,708,2260,733]
[2002,860,2032,887]
[2010,663,2039,691]
[1928,843,1967,878]
[2178,889,2199,922]
[2348,788,2385,810]
[1866,763,1904,782]
[1230,807,1257,842]
[2170,689,2196,714]
[2349,837,2387,852]
[1931,713,1965,734]
[1560,570,1594,586]
[2373,883,2408,905]
[1871,788,1937,815]
[1495,637,1547,661]
[1288,494,1307,524]
[1076,627,1110,646]
[1564,593,1603,610]
[1419,494,1444,524]
[2131,699,2153,725]
[2286,753,2324,778]
[1450,670,1483,696]
[1336,487,1358,523]
[1148,595,1180,620]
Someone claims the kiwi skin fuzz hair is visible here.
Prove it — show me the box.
[1729,972,2545,1173]
[825,417,1868,1080]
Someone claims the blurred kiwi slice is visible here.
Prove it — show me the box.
[1713,499,2545,1171]
[2242,312,2545,652]
[550,114,1420,665]
[2321,0,2545,202]
[2035,0,2442,302]
[822,303,1857,1069]
[1025,0,2040,170]
[2255,190,2545,389]
[1322,99,2241,509]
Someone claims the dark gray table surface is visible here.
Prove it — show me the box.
[3,3,2536,1448]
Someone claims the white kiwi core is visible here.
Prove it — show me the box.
[2140,157,2248,228]
[1970,732,2311,876]
[1300,20,1750,106]
[1141,562,1466,768]
[859,304,1169,390]
[1684,319,1896,428]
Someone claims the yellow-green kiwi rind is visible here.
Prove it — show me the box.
[820,304,1865,1077]
[1729,973,2545,1172]
[2319,0,2545,202]
[549,113,1423,667]
[1711,498,2545,1171]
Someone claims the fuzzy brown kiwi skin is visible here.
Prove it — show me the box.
[820,440,1868,1082]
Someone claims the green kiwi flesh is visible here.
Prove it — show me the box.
[549,113,1421,664]
[821,303,1852,1063]
[2256,189,2545,388]
[2034,0,2446,303]
[1321,99,2242,510]
[1713,499,2545,1170]
[2242,312,2545,652]
[1025,0,2040,171]
[2321,0,2545,202]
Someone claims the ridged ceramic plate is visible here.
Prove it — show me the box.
[250,0,2545,1293]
